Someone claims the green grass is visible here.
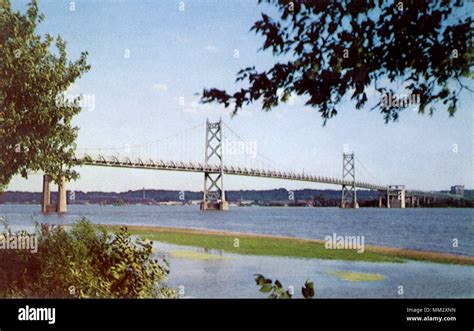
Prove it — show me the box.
[126,228,404,263]
[103,226,474,265]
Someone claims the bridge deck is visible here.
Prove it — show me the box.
[75,154,462,199]
[75,154,385,191]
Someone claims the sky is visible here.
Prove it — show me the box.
[7,0,474,193]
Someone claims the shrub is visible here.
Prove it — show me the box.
[0,218,175,298]
[254,274,314,299]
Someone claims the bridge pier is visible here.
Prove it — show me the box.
[200,200,229,211]
[41,175,53,213]
[41,174,67,213]
[57,176,67,213]
[386,185,406,208]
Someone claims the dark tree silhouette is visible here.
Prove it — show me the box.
[202,0,473,123]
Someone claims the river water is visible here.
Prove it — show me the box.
[2,204,472,255]
[1,204,473,298]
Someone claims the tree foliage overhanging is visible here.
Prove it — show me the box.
[202,0,473,123]
[0,0,90,189]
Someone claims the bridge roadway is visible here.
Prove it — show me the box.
[74,154,459,199]
[33,153,463,214]
[75,154,385,190]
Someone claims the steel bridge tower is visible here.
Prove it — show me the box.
[200,119,229,211]
[341,153,359,208]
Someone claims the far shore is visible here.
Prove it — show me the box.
[104,224,474,265]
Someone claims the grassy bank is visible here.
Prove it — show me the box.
[106,225,474,265]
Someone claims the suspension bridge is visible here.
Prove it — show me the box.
[40,119,463,213]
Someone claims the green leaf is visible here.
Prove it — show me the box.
[259,283,273,293]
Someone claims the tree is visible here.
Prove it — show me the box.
[202,0,473,123]
[0,0,90,189]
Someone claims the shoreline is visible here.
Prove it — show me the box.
[105,224,474,265]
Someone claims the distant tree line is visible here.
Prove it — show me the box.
[1,188,472,207]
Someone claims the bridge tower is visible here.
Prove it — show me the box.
[341,153,359,208]
[200,119,229,211]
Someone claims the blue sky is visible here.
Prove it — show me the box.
[8,0,473,192]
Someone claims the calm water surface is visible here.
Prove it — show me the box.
[1,204,472,255]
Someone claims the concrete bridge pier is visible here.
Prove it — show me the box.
[386,188,391,208]
[41,174,67,213]
[386,185,406,208]
[57,176,67,213]
[41,174,53,213]
[200,200,229,211]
